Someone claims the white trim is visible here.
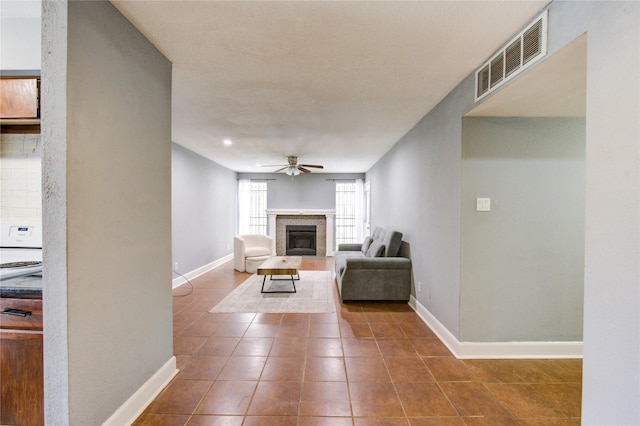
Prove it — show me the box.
[409,295,582,359]
[172,254,233,289]
[102,356,178,426]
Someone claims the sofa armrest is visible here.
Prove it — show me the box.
[337,243,362,252]
[343,257,411,270]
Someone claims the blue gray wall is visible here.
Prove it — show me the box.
[172,143,237,274]
[460,117,585,342]
[238,173,364,210]
[366,2,639,424]
[42,1,173,423]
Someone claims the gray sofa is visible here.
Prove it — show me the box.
[334,227,412,302]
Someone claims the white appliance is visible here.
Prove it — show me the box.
[0,223,43,281]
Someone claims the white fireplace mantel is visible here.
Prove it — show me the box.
[266,209,336,256]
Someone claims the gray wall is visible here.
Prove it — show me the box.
[460,117,585,342]
[172,143,237,273]
[366,77,471,338]
[366,2,639,424]
[238,172,364,210]
[42,2,173,424]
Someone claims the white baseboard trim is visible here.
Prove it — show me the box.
[409,295,583,359]
[102,356,178,426]
[172,254,234,288]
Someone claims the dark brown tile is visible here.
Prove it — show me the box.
[370,323,406,339]
[309,322,341,338]
[342,338,380,357]
[439,382,511,417]
[409,418,464,426]
[211,322,250,337]
[247,381,303,416]
[377,338,418,357]
[340,322,373,338]
[395,382,457,417]
[423,357,475,382]
[195,380,257,415]
[299,417,352,426]
[261,356,306,381]
[399,322,437,338]
[232,337,273,356]
[148,379,211,414]
[186,414,244,425]
[462,417,520,426]
[195,337,240,357]
[133,413,190,426]
[345,356,390,382]
[299,381,352,416]
[355,419,410,425]
[530,383,582,417]
[217,356,266,381]
[307,338,343,356]
[180,321,221,337]
[385,356,435,383]
[244,323,280,338]
[253,313,284,323]
[270,337,308,356]
[178,356,227,380]
[243,416,298,426]
[173,336,207,355]
[349,382,404,417]
[365,312,398,323]
[305,356,347,382]
[485,383,569,419]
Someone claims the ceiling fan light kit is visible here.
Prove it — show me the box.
[265,156,324,177]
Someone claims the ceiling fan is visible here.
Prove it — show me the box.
[264,156,324,176]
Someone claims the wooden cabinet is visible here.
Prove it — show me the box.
[0,76,41,134]
[0,298,44,426]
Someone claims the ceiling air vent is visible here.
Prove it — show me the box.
[475,10,548,102]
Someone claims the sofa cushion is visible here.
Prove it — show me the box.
[335,251,364,275]
[245,247,271,257]
[366,240,386,257]
[361,236,373,254]
[380,229,403,257]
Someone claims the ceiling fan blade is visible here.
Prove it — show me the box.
[297,166,311,173]
[273,166,287,173]
[300,164,324,169]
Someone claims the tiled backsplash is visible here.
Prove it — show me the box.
[0,133,42,224]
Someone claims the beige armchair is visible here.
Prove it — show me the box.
[233,234,274,273]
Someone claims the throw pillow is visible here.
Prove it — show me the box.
[366,240,385,257]
[361,236,373,254]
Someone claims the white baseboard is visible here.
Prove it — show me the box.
[102,356,178,426]
[172,254,234,288]
[409,295,583,359]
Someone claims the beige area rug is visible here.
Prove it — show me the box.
[209,270,336,314]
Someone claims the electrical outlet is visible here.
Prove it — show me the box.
[174,262,178,272]
[417,281,422,293]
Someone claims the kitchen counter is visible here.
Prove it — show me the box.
[0,274,42,299]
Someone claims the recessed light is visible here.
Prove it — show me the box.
[223,139,233,146]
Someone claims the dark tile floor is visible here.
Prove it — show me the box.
[134,259,582,425]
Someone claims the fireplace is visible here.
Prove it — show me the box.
[286,225,317,255]
[266,209,336,257]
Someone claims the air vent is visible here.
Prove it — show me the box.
[475,10,547,102]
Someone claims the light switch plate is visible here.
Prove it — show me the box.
[476,198,491,212]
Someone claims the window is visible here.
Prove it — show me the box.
[335,182,357,246]
[238,180,267,235]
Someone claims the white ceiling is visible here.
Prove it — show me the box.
[111,0,550,173]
